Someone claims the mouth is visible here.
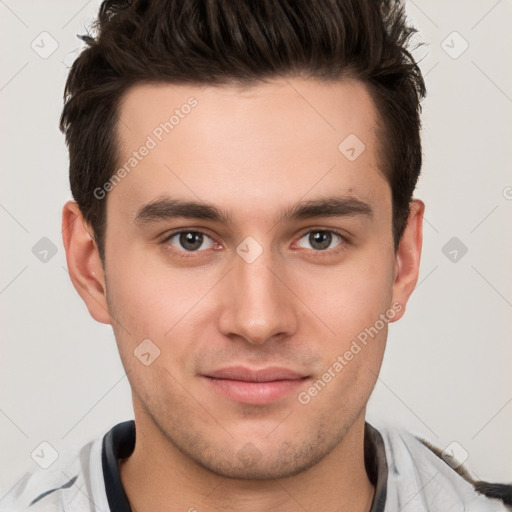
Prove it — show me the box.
[201,366,311,405]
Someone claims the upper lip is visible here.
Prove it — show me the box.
[203,366,309,382]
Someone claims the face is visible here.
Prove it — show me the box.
[84,78,417,479]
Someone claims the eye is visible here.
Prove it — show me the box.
[164,231,216,252]
[295,230,345,252]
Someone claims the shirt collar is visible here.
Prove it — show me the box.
[102,419,388,512]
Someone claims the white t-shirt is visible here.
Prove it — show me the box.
[1,420,510,511]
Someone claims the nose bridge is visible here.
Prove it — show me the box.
[218,239,298,345]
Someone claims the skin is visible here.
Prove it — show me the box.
[62,77,424,512]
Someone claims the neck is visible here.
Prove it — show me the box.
[119,409,374,512]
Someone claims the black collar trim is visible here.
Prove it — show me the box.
[101,420,387,512]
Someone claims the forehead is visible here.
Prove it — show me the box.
[112,78,388,221]
[117,78,379,150]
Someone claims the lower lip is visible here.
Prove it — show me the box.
[202,376,309,404]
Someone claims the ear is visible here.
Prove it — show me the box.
[389,199,424,322]
[62,200,111,324]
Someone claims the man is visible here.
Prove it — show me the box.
[2,0,510,510]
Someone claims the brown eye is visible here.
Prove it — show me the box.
[165,231,215,252]
[296,230,344,251]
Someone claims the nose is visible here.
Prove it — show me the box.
[217,245,299,346]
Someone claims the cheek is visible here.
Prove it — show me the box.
[290,252,394,407]
[104,249,221,373]
[292,253,395,341]
[106,244,200,330]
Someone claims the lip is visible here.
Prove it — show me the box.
[201,366,310,405]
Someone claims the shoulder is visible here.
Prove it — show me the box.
[0,435,109,512]
[371,421,512,511]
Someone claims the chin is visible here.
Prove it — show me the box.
[184,436,335,481]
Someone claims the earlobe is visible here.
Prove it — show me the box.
[390,199,424,322]
[62,200,112,325]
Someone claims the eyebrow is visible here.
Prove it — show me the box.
[133,195,373,227]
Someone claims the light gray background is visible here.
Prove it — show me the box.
[1,0,511,495]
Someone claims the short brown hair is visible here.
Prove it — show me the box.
[60,0,426,262]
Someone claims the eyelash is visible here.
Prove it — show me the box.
[160,228,348,258]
